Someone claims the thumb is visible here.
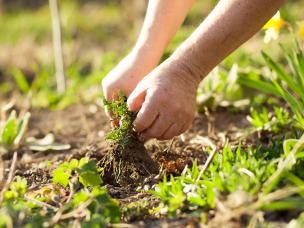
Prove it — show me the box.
[127,85,146,112]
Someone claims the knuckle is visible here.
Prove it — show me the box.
[134,121,145,133]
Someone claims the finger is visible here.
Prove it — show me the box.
[127,84,147,112]
[160,123,183,140]
[132,95,159,133]
[140,115,173,140]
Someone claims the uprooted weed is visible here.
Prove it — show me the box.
[101,94,159,186]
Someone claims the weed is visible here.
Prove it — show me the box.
[239,42,304,128]
[101,93,158,186]
[52,157,102,188]
[0,109,30,155]
[197,64,246,110]
[247,106,290,132]
[151,141,304,219]
[103,93,136,145]
[0,158,121,227]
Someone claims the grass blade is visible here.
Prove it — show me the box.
[262,51,304,101]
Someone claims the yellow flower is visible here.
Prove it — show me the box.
[298,21,304,40]
[263,11,285,43]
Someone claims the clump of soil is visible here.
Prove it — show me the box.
[100,132,159,186]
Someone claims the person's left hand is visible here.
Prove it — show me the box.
[127,59,200,140]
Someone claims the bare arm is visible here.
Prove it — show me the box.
[128,0,286,140]
[172,0,286,83]
[133,0,196,67]
[102,0,195,102]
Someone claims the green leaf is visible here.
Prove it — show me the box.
[261,197,304,210]
[78,161,102,187]
[10,68,30,94]
[238,74,280,96]
[72,190,90,205]
[1,112,18,146]
[69,159,79,170]
[14,112,31,146]
[52,164,71,187]
[262,51,304,101]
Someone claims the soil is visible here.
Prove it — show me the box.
[1,103,250,224]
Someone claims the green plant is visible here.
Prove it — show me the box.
[103,93,136,145]
[239,41,304,128]
[0,158,121,227]
[52,157,102,188]
[151,140,304,219]
[247,106,290,132]
[197,64,246,110]
[151,161,215,217]
[0,110,30,154]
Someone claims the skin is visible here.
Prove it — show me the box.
[102,0,285,140]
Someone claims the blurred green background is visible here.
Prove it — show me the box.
[0,0,303,109]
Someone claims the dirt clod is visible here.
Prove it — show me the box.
[100,133,159,186]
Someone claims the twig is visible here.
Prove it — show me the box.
[59,198,93,220]
[49,198,93,226]
[66,181,74,204]
[190,136,217,183]
[49,0,66,93]
[0,152,18,204]
[24,195,58,211]
[164,138,175,153]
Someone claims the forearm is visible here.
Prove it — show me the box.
[133,0,195,66]
[171,0,285,84]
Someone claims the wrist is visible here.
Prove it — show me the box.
[132,37,165,66]
[168,50,205,87]
[163,56,201,94]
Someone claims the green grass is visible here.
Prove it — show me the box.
[239,41,304,128]
[150,41,304,224]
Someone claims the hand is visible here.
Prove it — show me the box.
[102,51,158,102]
[102,50,159,126]
[127,59,200,140]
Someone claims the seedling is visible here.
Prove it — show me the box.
[0,109,30,154]
[103,93,136,145]
[247,106,290,132]
[239,42,304,128]
[0,159,120,227]
[197,65,245,110]
[52,157,102,188]
[151,141,304,217]
[102,93,158,185]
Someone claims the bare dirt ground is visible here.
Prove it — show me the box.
[1,103,251,225]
